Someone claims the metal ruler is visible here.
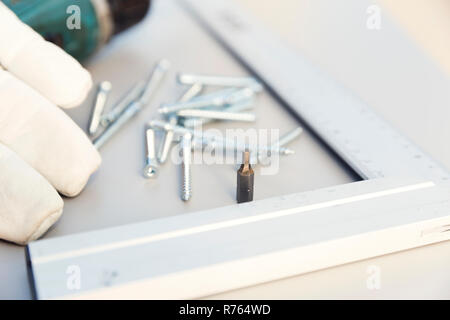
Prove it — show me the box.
[180,0,450,182]
[27,178,450,299]
[26,0,450,299]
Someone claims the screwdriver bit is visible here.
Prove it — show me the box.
[237,150,254,203]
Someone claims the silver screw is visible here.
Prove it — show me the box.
[177,109,256,122]
[184,87,236,103]
[255,127,303,164]
[157,84,201,164]
[143,127,158,178]
[181,132,192,201]
[157,122,174,164]
[177,73,263,92]
[183,99,254,127]
[89,81,112,136]
[148,120,294,155]
[169,115,178,125]
[178,83,203,102]
[100,81,145,127]
[275,127,304,147]
[139,59,171,105]
[93,59,170,150]
[158,87,254,114]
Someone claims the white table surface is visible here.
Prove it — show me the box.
[1,0,449,299]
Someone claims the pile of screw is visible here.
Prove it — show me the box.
[146,65,303,202]
[146,77,260,202]
[87,59,303,202]
[89,59,171,149]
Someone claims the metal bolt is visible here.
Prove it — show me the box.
[190,135,295,155]
[148,120,294,155]
[89,81,112,136]
[181,132,192,201]
[183,99,254,127]
[100,81,145,127]
[178,83,203,102]
[157,123,174,164]
[177,109,256,122]
[169,115,178,126]
[186,87,236,103]
[178,73,263,92]
[143,127,158,178]
[93,59,170,150]
[158,84,201,164]
[139,59,171,105]
[255,127,303,165]
[158,87,254,114]
[275,127,304,147]
[148,120,189,135]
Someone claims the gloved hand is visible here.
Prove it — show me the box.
[0,3,101,245]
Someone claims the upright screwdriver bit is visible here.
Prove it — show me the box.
[237,150,254,203]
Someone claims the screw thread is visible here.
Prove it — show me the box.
[181,133,192,201]
[181,160,191,201]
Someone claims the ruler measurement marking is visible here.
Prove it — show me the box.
[181,0,450,182]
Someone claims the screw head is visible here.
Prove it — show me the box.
[99,81,112,92]
[143,165,158,179]
[181,192,191,201]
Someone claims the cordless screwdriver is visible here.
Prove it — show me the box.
[2,0,151,61]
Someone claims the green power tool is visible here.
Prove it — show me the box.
[2,0,151,61]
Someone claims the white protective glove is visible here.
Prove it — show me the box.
[0,3,101,245]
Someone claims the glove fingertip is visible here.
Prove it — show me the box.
[60,148,102,197]
[57,67,93,109]
[23,207,63,245]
